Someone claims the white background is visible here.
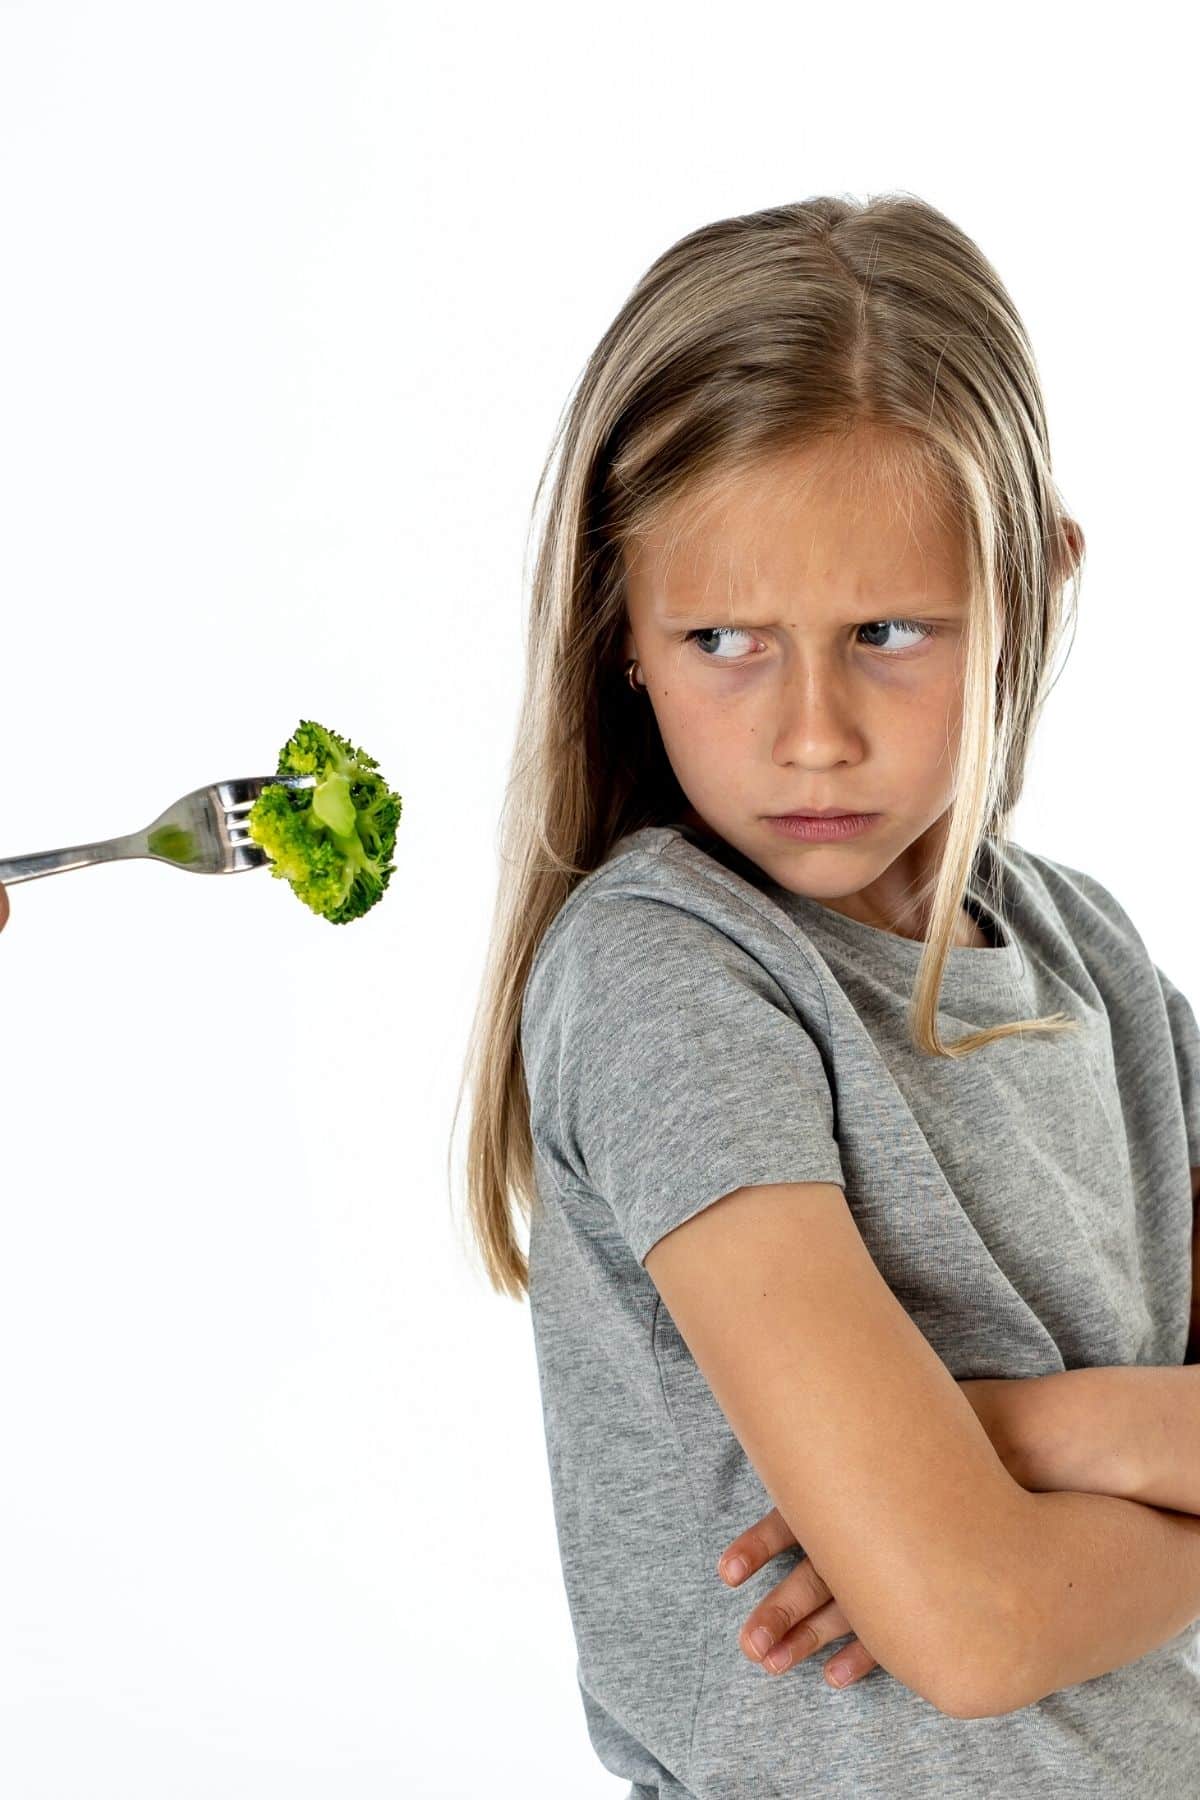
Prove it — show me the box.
[0,2,1194,1795]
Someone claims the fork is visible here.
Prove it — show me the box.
[0,774,318,885]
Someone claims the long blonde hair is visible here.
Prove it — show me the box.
[451,191,1085,1301]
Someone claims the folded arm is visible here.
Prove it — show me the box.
[1012,1364,1200,1517]
[991,1491,1200,1715]
[976,1165,1200,1714]
[643,1177,1052,1721]
[1187,1165,1200,1363]
[645,1172,1200,1723]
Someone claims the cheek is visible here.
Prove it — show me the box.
[657,687,711,739]
[888,663,964,722]
[656,694,740,777]
[904,687,967,771]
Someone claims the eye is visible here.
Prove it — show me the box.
[857,618,939,653]
[682,618,938,662]
[683,626,757,660]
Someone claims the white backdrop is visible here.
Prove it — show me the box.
[0,3,1194,1795]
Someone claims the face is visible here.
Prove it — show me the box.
[620,434,979,938]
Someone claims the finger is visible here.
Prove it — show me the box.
[751,1597,856,1675]
[716,1505,798,1585]
[824,1640,879,1689]
[736,1567,837,1664]
[0,880,8,932]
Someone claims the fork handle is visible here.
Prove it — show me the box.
[0,834,141,885]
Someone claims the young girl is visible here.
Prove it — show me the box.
[454,194,1200,1796]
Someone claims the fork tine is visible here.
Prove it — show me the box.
[217,774,315,866]
[218,773,316,815]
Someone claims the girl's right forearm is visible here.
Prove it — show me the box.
[990,1488,1200,1715]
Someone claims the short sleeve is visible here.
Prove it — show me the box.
[1155,964,1200,1168]
[526,889,846,1267]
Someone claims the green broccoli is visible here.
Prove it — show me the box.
[247,720,401,923]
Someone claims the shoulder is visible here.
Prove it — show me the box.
[522,825,827,1032]
[520,828,849,1259]
[997,838,1148,951]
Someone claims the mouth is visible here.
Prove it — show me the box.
[763,810,882,838]
[767,809,870,820]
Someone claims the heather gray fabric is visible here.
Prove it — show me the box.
[519,822,1200,1798]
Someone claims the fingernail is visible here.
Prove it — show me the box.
[827,1660,851,1686]
[723,1556,748,1583]
[749,1627,773,1657]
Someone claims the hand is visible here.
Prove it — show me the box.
[715,1377,1030,1689]
[718,1508,866,1689]
[0,878,8,934]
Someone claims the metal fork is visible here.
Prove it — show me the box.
[0,774,317,885]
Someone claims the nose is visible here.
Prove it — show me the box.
[768,656,866,767]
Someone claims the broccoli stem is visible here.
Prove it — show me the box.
[312,772,356,838]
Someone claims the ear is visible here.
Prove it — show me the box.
[1053,517,1085,585]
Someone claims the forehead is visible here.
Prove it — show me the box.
[626,454,965,615]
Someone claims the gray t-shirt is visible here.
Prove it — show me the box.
[518,822,1200,1799]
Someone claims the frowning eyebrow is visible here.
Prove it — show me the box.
[654,596,966,623]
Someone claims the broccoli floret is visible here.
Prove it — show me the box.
[246,720,402,924]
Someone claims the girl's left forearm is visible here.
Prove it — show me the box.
[1013,1365,1200,1517]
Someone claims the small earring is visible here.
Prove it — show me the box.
[624,658,646,692]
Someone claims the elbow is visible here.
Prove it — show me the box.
[933,1647,1023,1722]
[866,1590,1026,1720]
[935,1612,1043,1720]
[952,1652,1055,1722]
[936,1675,1022,1722]
[929,1574,1033,1721]
[877,1640,1015,1722]
[939,1672,1039,1722]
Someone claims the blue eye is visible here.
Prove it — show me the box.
[681,626,755,660]
[683,619,938,661]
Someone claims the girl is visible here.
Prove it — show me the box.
[453,194,1200,1796]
